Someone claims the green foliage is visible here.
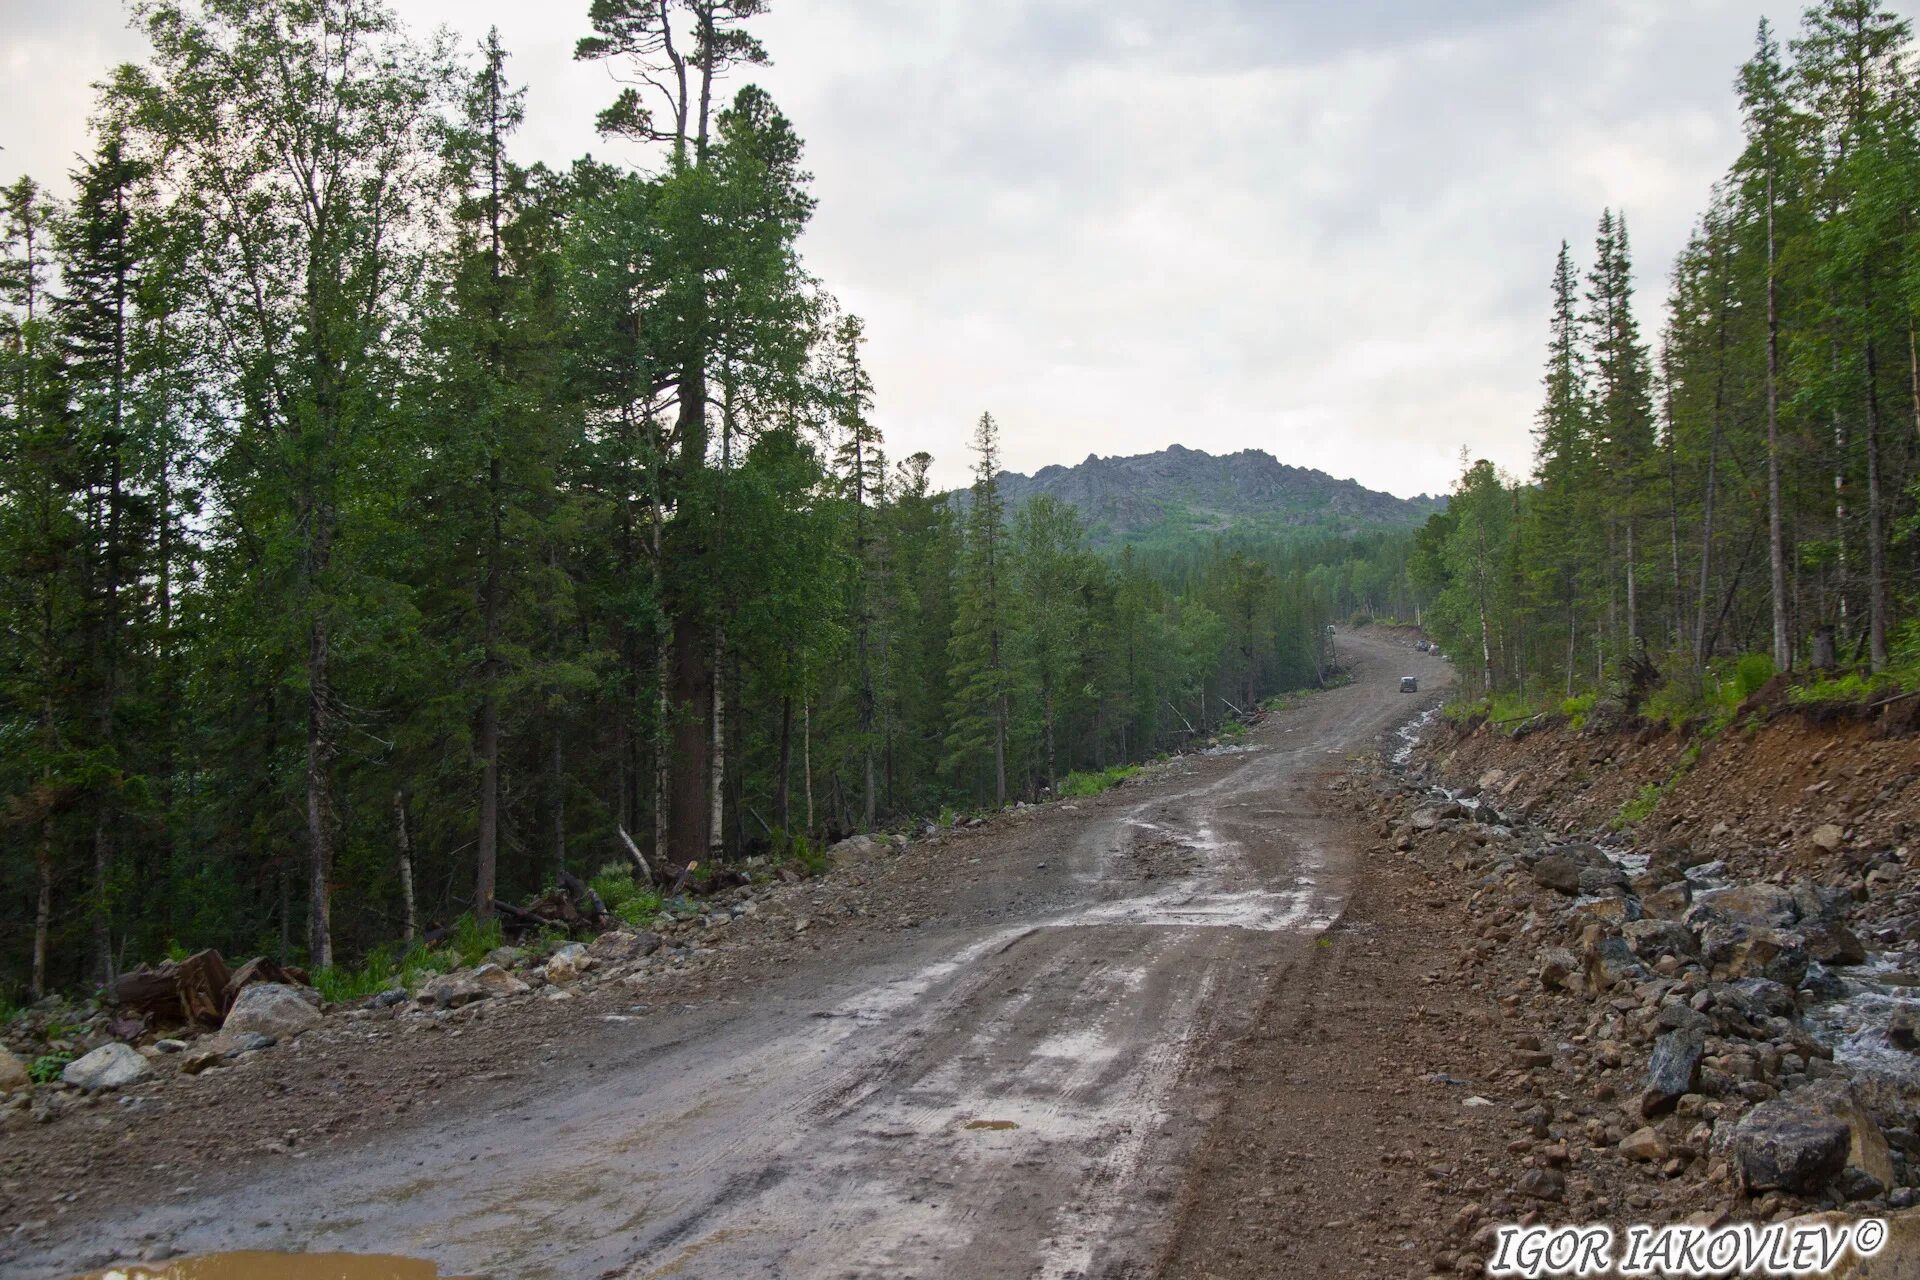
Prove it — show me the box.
[592,862,664,927]
[1057,765,1138,797]
[1615,783,1664,828]
[1733,654,1777,701]
[1559,693,1598,728]
[28,1054,72,1084]
[448,915,504,969]
[0,0,1430,999]
[1790,669,1896,705]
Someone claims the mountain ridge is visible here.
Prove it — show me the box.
[949,443,1445,546]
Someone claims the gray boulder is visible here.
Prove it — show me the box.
[545,943,591,984]
[223,982,321,1041]
[1729,1100,1851,1193]
[0,1046,28,1094]
[1585,935,1649,992]
[1641,1028,1704,1117]
[589,931,662,963]
[829,834,881,865]
[1622,918,1699,961]
[1532,855,1581,895]
[1695,883,1799,929]
[62,1042,152,1091]
[1641,881,1693,920]
[1578,865,1632,896]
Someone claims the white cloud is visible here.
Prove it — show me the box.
[4,0,1914,499]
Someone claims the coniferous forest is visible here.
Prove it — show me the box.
[1418,4,1920,719]
[0,0,1400,998]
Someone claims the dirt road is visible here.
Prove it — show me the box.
[5,629,1451,1280]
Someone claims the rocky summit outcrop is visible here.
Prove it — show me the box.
[947,443,1444,545]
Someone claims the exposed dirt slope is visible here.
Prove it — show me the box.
[1425,709,1920,879]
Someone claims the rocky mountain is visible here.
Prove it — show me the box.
[951,444,1444,545]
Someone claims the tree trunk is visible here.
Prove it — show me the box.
[476,450,503,918]
[1044,683,1057,796]
[306,614,334,970]
[92,818,114,989]
[32,818,52,999]
[667,360,711,863]
[1624,519,1638,653]
[992,691,1008,809]
[1863,324,1889,672]
[709,628,726,858]
[1766,170,1792,671]
[776,694,793,832]
[551,730,566,879]
[802,697,814,835]
[395,790,416,948]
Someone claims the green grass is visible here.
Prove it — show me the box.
[1789,668,1900,706]
[591,862,666,927]
[1611,742,1702,830]
[28,1053,71,1084]
[1559,692,1598,729]
[1058,764,1139,798]
[1615,782,1664,828]
[311,913,504,1005]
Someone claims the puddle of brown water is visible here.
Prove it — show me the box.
[75,1252,471,1280]
[963,1119,1020,1131]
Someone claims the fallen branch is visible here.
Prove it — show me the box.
[616,824,658,886]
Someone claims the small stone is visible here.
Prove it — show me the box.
[1538,948,1578,991]
[1620,1127,1666,1162]
[1809,824,1845,854]
[1515,1168,1565,1202]
[545,943,592,984]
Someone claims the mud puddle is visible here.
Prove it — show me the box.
[77,1254,469,1280]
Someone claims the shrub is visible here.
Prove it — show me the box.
[790,833,828,876]
[1058,765,1138,797]
[1559,692,1598,729]
[1614,782,1663,828]
[447,914,504,968]
[1732,652,1777,701]
[28,1054,71,1084]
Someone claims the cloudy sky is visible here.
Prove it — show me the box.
[5,0,1916,498]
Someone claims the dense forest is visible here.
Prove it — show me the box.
[0,0,1400,999]
[1419,1,1920,715]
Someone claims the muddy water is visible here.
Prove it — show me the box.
[76,1254,468,1280]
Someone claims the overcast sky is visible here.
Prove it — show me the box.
[5,0,1917,498]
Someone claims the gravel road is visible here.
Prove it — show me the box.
[8,628,1451,1280]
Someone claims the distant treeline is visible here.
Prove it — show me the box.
[1418,3,1920,706]
[0,0,1404,998]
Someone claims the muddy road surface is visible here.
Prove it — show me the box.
[7,629,1450,1280]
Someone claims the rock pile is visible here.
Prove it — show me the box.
[1373,751,1920,1229]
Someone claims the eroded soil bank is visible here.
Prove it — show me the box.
[1162,669,1920,1278]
